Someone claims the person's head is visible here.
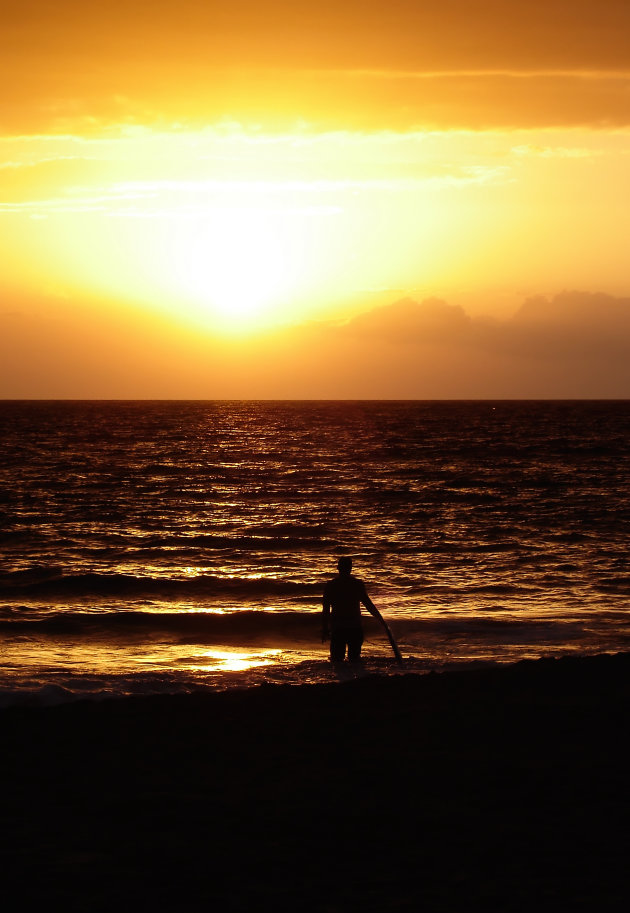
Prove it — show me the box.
[337,556,353,575]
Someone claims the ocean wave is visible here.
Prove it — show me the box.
[0,607,609,641]
[596,576,630,594]
[405,582,529,596]
[0,608,322,638]
[0,570,322,600]
[135,532,331,551]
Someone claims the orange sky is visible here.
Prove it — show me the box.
[1,1,629,397]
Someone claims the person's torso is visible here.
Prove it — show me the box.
[325,574,366,628]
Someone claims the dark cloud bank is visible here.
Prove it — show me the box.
[283,290,630,399]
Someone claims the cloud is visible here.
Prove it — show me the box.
[0,128,513,213]
[331,291,630,346]
[4,72,630,135]
[2,288,629,399]
[506,292,630,360]
[287,292,630,398]
[511,145,602,159]
[6,2,630,71]
[2,3,630,132]
[342,297,471,344]
[513,290,630,329]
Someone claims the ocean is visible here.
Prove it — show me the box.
[1,400,629,704]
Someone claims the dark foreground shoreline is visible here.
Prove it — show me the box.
[2,653,629,912]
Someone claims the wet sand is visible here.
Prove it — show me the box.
[2,652,628,911]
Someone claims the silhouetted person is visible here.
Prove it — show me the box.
[322,556,384,662]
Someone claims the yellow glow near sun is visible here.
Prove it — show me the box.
[1,126,490,333]
[169,207,294,327]
[4,124,628,336]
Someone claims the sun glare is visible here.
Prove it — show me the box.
[170,208,292,328]
[5,124,626,341]
[4,128,462,334]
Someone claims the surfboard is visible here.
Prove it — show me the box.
[380,619,403,665]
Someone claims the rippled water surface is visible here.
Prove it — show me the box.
[1,400,629,702]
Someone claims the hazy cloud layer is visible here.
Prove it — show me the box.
[3,71,630,135]
[2,290,629,399]
[309,291,630,397]
[6,2,630,70]
[341,291,630,344]
[3,2,630,132]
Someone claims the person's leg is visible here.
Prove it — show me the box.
[347,629,364,662]
[329,630,346,662]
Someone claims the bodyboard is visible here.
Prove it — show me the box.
[381,619,403,665]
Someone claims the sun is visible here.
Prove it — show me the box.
[172,208,292,329]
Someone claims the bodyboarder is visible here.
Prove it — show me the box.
[322,556,385,662]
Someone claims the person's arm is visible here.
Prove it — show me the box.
[322,590,331,642]
[361,587,384,624]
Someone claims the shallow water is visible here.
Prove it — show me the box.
[1,400,629,703]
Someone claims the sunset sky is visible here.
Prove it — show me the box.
[2,0,629,397]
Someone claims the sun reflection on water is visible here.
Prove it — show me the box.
[0,638,286,680]
[187,648,283,673]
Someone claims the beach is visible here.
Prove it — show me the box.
[2,651,628,911]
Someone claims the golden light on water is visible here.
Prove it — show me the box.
[189,648,282,673]
[0,639,283,679]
